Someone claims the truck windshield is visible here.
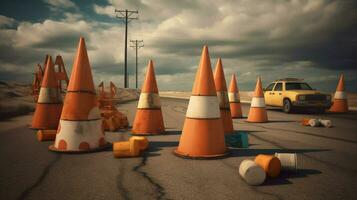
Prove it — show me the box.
[286,83,313,90]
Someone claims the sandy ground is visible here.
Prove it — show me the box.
[160,91,357,108]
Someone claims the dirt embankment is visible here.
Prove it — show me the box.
[0,81,140,121]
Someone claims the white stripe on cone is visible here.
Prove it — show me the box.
[38,87,62,103]
[275,153,298,171]
[55,119,104,150]
[334,91,347,100]
[239,160,266,185]
[217,91,229,109]
[250,97,266,108]
[186,96,220,118]
[137,93,161,109]
[228,92,240,103]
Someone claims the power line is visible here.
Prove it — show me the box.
[115,9,138,88]
[130,40,144,89]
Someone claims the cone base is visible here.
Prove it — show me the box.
[230,102,243,118]
[329,99,348,113]
[247,107,268,123]
[132,109,165,135]
[221,109,234,133]
[31,104,62,130]
[37,130,56,141]
[176,118,227,158]
[173,149,229,159]
[49,142,111,153]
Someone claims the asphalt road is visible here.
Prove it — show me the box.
[1,97,357,200]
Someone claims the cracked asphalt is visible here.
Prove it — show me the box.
[1,97,357,200]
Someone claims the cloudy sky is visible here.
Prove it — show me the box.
[0,0,356,92]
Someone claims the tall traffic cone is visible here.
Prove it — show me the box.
[132,60,165,135]
[330,74,348,113]
[49,37,108,152]
[213,58,234,133]
[228,74,243,118]
[31,56,62,130]
[174,46,227,158]
[247,77,268,123]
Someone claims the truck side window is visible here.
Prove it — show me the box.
[265,83,275,91]
[274,83,282,91]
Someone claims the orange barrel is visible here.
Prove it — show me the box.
[274,153,298,171]
[37,130,57,141]
[239,160,266,185]
[113,139,140,158]
[254,154,281,178]
[130,136,149,151]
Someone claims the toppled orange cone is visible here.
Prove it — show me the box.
[214,58,234,133]
[174,46,227,158]
[113,136,148,158]
[255,154,281,178]
[49,37,108,153]
[132,60,165,135]
[247,77,268,123]
[330,74,348,113]
[31,56,63,130]
[228,74,243,118]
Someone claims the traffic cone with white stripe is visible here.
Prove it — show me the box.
[31,56,62,130]
[214,58,234,133]
[247,77,268,123]
[174,46,227,158]
[132,60,165,135]
[228,74,243,118]
[330,74,348,113]
[49,37,108,152]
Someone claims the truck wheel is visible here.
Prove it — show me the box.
[283,99,293,113]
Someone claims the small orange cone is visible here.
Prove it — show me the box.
[174,46,227,158]
[228,74,243,118]
[31,56,63,130]
[330,74,348,113]
[213,58,234,133]
[49,37,108,152]
[132,60,165,135]
[247,77,268,123]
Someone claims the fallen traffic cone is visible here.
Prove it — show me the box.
[174,46,227,158]
[254,154,281,178]
[214,58,234,133]
[247,77,268,123]
[132,60,165,135]
[330,74,348,113]
[49,37,108,152]
[31,56,63,130]
[113,139,140,158]
[228,74,243,118]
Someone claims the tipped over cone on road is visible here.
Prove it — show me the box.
[228,74,243,118]
[330,74,348,113]
[247,77,268,123]
[214,58,234,133]
[132,60,165,135]
[49,37,108,153]
[31,56,63,132]
[174,46,227,158]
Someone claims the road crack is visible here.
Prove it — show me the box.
[17,154,62,200]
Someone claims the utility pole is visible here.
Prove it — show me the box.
[130,40,144,89]
[115,9,138,88]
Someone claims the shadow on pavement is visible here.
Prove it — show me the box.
[228,148,330,157]
[262,169,322,186]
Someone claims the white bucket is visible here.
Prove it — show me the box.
[318,119,332,128]
[308,119,321,127]
[239,160,266,185]
[274,153,298,171]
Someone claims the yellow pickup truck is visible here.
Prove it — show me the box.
[264,78,332,113]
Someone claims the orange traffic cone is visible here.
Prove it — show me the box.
[228,74,243,118]
[132,60,165,135]
[330,74,348,113]
[31,56,62,130]
[174,46,227,158]
[247,77,268,123]
[213,58,234,133]
[49,37,108,152]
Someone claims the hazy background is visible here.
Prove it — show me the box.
[0,0,356,92]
